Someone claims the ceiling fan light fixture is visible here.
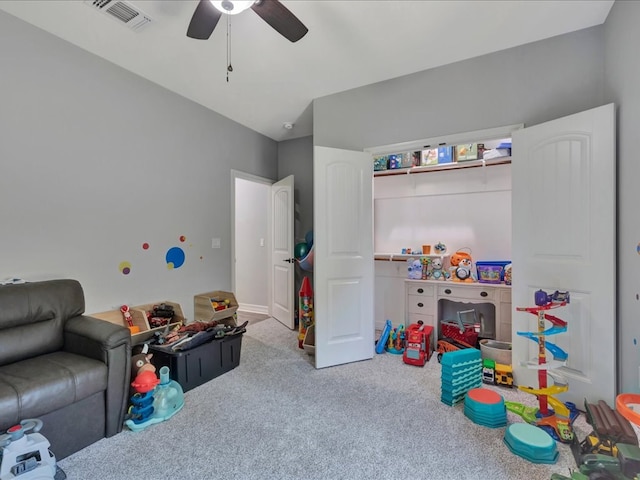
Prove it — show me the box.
[209,0,255,15]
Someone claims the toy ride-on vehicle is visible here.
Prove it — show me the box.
[0,418,66,480]
[403,320,433,366]
[552,443,640,480]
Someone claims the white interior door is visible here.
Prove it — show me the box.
[314,146,374,369]
[270,175,295,329]
[512,103,616,405]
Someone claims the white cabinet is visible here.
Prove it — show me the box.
[405,282,436,350]
[404,279,512,346]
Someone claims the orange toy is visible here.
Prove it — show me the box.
[450,249,475,283]
[617,393,640,426]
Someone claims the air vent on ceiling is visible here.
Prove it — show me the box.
[85,0,152,32]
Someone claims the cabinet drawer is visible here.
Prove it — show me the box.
[500,289,511,303]
[406,284,434,296]
[407,295,434,314]
[407,312,433,325]
[437,284,495,300]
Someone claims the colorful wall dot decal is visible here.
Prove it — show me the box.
[142,242,150,250]
[179,235,186,242]
[119,261,132,275]
[165,246,185,269]
[637,243,640,254]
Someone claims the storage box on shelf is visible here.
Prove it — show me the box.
[193,290,238,326]
[476,261,511,284]
[91,301,185,344]
[369,124,519,177]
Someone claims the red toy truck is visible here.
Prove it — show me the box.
[403,321,433,366]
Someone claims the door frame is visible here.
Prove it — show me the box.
[231,169,273,315]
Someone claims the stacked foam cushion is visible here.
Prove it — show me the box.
[464,387,507,428]
[503,423,558,464]
[441,348,482,406]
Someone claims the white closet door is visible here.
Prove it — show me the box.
[512,104,616,405]
[314,146,374,368]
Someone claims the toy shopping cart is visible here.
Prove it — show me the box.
[440,309,480,347]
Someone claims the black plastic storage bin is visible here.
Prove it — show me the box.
[150,333,243,392]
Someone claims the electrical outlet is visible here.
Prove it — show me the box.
[212,238,221,249]
[260,238,265,247]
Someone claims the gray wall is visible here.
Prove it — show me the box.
[277,135,314,293]
[313,26,605,151]
[604,0,640,395]
[0,10,277,319]
[278,135,314,244]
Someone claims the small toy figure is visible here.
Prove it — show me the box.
[504,263,512,285]
[429,257,449,280]
[407,258,422,279]
[450,250,475,283]
[120,305,134,327]
[434,242,447,255]
[420,257,431,280]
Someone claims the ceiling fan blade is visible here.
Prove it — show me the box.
[187,0,223,40]
[251,0,308,43]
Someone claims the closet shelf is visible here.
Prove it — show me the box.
[373,157,511,177]
[374,253,448,262]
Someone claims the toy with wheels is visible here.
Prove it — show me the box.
[0,419,66,480]
[436,337,474,363]
[403,320,433,366]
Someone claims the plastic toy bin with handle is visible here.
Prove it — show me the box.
[476,261,511,284]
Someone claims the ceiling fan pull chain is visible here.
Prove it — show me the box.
[226,15,233,82]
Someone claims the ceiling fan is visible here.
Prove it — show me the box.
[187,0,308,42]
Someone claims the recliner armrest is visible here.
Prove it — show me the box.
[64,315,131,437]
[64,315,130,360]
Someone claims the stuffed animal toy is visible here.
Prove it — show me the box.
[407,258,422,279]
[450,250,475,283]
[131,344,156,379]
[429,257,449,280]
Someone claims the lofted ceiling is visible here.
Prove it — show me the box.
[0,0,614,141]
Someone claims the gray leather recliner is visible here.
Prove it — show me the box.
[0,279,131,459]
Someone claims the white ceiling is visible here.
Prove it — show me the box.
[0,0,614,142]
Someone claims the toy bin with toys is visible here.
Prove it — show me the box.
[91,301,185,345]
[193,290,239,326]
[475,261,510,284]
[150,325,245,392]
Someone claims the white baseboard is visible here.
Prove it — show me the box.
[238,303,269,315]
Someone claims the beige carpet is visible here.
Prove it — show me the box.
[58,318,598,479]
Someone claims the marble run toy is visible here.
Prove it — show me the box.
[508,289,578,443]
